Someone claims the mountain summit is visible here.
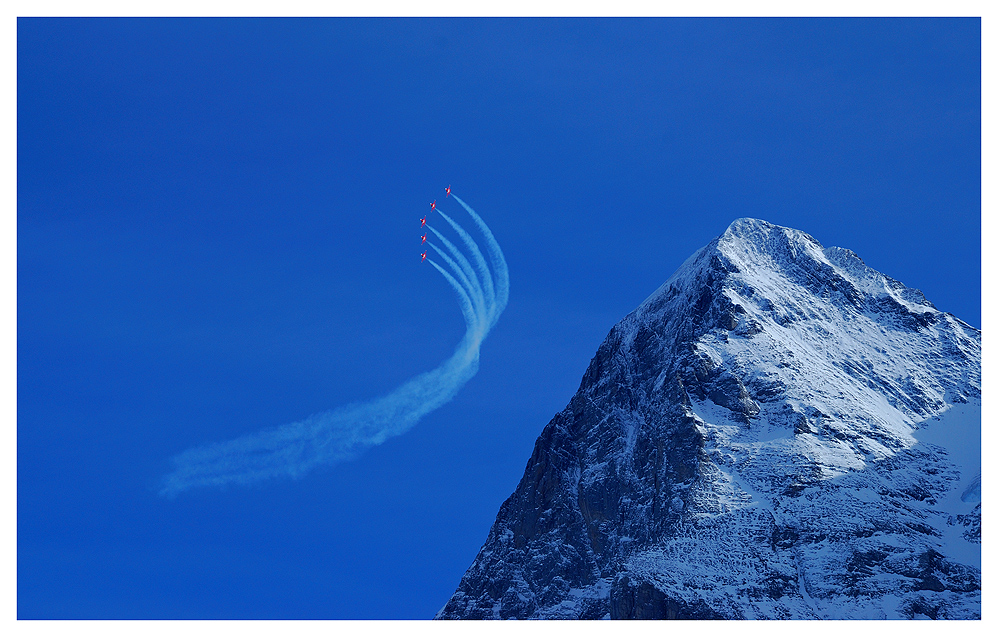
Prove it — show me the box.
[437,218,981,620]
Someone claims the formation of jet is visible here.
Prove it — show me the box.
[420,187,452,262]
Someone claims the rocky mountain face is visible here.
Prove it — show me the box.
[437,218,981,620]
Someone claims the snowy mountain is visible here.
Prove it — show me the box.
[437,218,981,620]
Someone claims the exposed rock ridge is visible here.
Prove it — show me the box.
[437,218,981,620]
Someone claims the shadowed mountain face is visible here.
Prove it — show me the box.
[437,218,981,620]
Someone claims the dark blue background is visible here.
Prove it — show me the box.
[18,18,980,618]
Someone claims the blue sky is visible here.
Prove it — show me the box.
[17,18,980,618]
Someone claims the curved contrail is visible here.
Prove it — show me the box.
[159,192,507,497]
[436,209,496,314]
[452,194,509,327]
[427,228,486,319]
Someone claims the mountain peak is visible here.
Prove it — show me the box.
[640,218,935,325]
[717,217,823,264]
[439,218,980,620]
[720,216,788,241]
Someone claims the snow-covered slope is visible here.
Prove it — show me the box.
[437,218,981,620]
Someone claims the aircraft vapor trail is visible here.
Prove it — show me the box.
[426,228,486,319]
[436,210,496,316]
[427,257,480,329]
[159,192,505,497]
[451,194,509,326]
[427,242,482,321]
[428,246,486,327]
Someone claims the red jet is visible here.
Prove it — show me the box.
[420,233,427,244]
[445,185,452,197]
[429,200,437,211]
[420,251,428,262]
[420,215,427,227]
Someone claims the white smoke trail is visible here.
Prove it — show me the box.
[426,228,486,320]
[427,243,482,321]
[159,193,505,497]
[428,257,480,330]
[436,209,496,315]
[452,194,509,327]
